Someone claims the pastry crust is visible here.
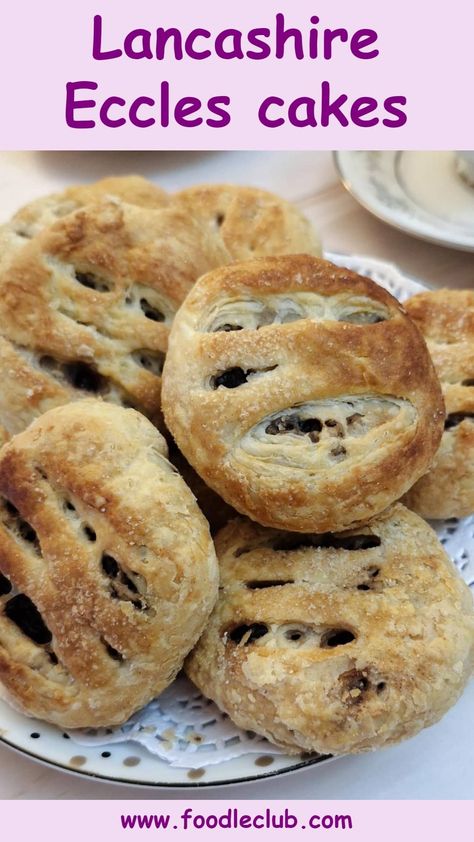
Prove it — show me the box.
[174,184,321,261]
[0,175,168,274]
[0,199,227,432]
[162,255,445,532]
[186,504,474,755]
[403,289,474,518]
[0,401,218,728]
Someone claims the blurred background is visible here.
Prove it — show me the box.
[0,150,473,290]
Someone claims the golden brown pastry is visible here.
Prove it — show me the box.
[403,289,474,518]
[0,401,218,728]
[186,504,474,756]
[0,199,227,433]
[174,184,321,261]
[0,175,168,273]
[162,255,445,533]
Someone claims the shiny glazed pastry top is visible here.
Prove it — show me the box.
[0,401,218,728]
[162,254,445,532]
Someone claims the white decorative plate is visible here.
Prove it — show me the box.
[0,254,472,788]
[334,151,474,252]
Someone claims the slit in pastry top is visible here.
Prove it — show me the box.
[202,292,390,333]
[237,395,417,470]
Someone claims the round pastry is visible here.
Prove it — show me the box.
[0,199,227,434]
[162,254,445,533]
[403,289,474,518]
[0,401,218,728]
[186,504,474,756]
[0,175,168,274]
[174,184,321,261]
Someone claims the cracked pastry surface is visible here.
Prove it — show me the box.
[0,401,218,728]
[174,184,321,261]
[403,289,474,518]
[0,199,228,433]
[186,504,474,756]
[162,254,445,532]
[0,175,168,274]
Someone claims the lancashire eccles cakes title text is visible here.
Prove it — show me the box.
[65,13,408,131]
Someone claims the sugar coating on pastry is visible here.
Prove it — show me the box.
[174,184,321,261]
[162,255,445,533]
[0,199,228,434]
[0,401,218,728]
[0,175,168,274]
[186,504,474,756]
[403,289,474,518]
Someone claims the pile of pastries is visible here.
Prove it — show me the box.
[0,175,472,758]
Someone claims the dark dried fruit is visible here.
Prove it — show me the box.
[102,554,119,578]
[212,368,251,389]
[214,324,243,332]
[265,415,322,439]
[75,271,111,293]
[5,594,52,645]
[285,629,305,642]
[445,412,474,430]
[246,580,294,589]
[63,362,106,394]
[300,418,323,434]
[228,623,269,645]
[265,416,299,435]
[347,412,364,425]
[339,669,370,703]
[18,521,38,545]
[0,573,12,596]
[83,525,96,542]
[321,628,355,648]
[140,298,165,322]
[104,641,124,661]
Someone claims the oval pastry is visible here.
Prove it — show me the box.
[186,505,474,755]
[403,289,474,518]
[0,401,218,728]
[162,255,445,532]
[0,199,227,433]
[0,175,168,274]
[174,184,321,261]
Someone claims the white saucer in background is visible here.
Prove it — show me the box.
[334,151,474,252]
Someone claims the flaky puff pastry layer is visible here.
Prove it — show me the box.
[174,184,322,261]
[0,401,218,728]
[186,505,474,756]
[0,199,228,432]
[403,289,474,518]
[162,254,444,532]
[0,175,169,274]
